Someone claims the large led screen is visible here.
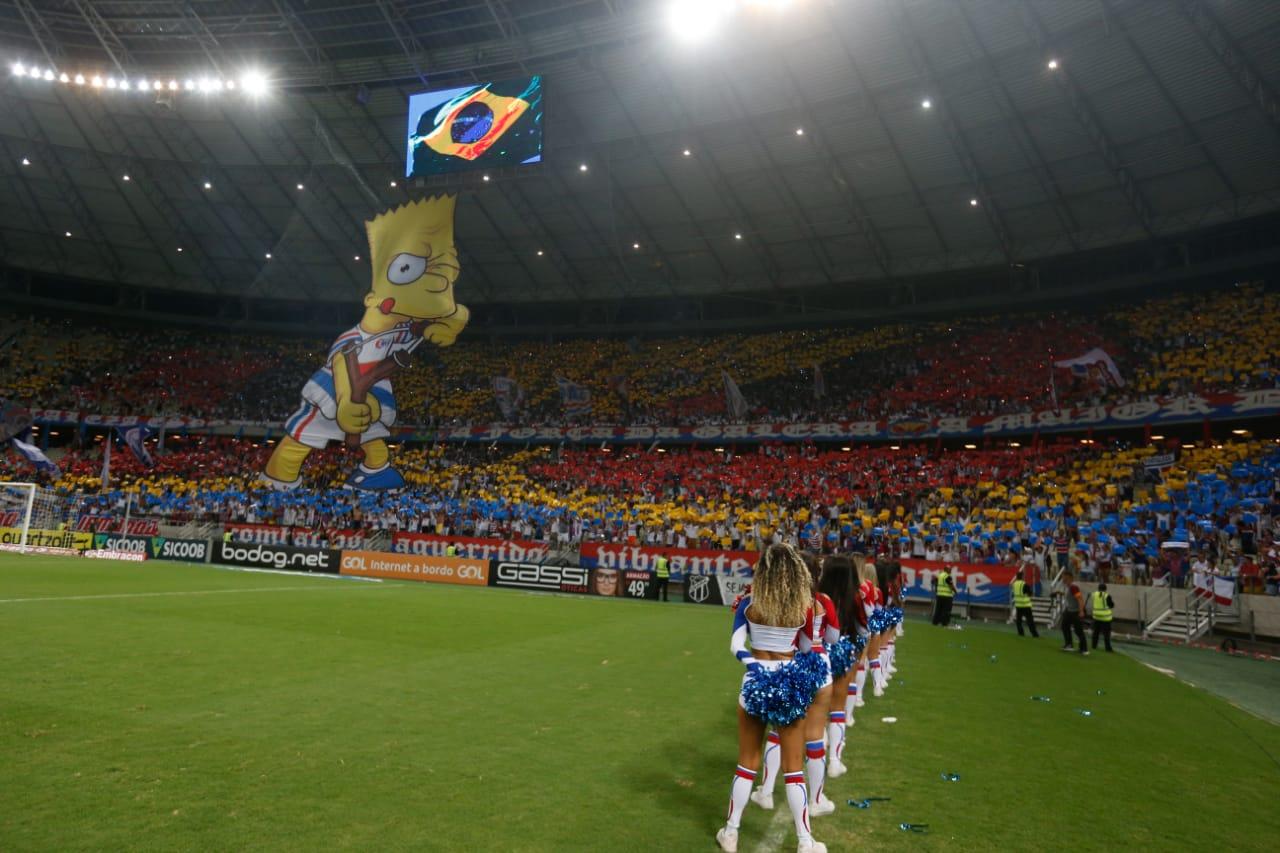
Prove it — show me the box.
[405,76,543,178]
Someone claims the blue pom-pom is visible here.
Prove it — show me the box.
[828,636,855,677]
[886,606,904,627]
[741,656,825,728]
[851,633,867,656]
[867,609,889,634]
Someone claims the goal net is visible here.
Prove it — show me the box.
[0,482,72,551]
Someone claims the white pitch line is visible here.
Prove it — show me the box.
[751,801,792,853]
[0,586,369,605]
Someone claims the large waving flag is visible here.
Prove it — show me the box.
[121,425,155,468]
[10,436,59,477]
[1212,575,1236,607]
[722,371,749,421]
[1054,348,1125,387]
[555,375,592,417]
[492,376,523,420]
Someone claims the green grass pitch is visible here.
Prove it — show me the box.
[2,555,1277,851]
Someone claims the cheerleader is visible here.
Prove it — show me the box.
[817,555,859,778]
[858,559,886,697]
[752,553,839,817]
[845,554,871,720]
[718,544,828,853]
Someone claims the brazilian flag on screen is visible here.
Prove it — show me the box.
[407,76,543,177]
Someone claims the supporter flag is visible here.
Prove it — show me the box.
[722,371,749,421]
[607,374,631,418]
[1054,348,1125,388]
[9,436,59,477]
[1212,575,1236,606]
[492,375,523,420]
[121,425,155,468]
[813,362,826,400]
[1192,570,1213,600]
[555,374,592,416]
[100,436,111,490]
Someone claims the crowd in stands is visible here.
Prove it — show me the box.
[4,431,1277,593]
[2,283,1277,429]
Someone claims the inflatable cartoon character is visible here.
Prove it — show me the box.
[263,195,469,490]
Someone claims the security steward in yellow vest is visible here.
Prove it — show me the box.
[1088,582,1115,652]
[654,553,670,602]
[931,566,957,626]
[446,544,458,557]
[1012,567,1039,638]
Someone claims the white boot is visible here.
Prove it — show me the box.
[716,827,739,852]
[797,839,828,853]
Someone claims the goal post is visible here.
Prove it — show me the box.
[0,482,66,551]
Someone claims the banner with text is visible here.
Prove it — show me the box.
[226,523,367,550]
[0,527,93,550]
[391,532,551,563]
[339,551,490,585]
[579,543,757,579]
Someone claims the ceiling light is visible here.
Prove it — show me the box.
[58,72,70,84]
[296,183,305,190]
[1182,443,1196,449]
[579,163,589,172]
[184,79,195,91]
[226,79,236,90]
[1009,442,1020,448]
[537,250,545,256]
[389,180,397,187]
[11,63,25,77]
[203,181,212,190]
[1149,435,1164,441]
[198,78,212,93]
[682,148,692,157]
[921,98,932,109]
[890,445,901,451]
[152,80,163,91]
[1231,428,1249,435]
[264,252,272,259]
[841,447,851,452]
[734,232,743,240]
[106,77,117,89]
[482,174,490,182]
[42,69,54,81]
[969,198,979,206]
[632,242,641,250]
[91,75,103,88]
[64,231,72,237]
[168,80,178,90]
[667,0,734,43]
[964,443,977,449]
[795,127,804,135]
[21,157,30,166]
[241,70,268,96]
[1047,59,1059,70]
[74,74,85,85]
[354,255,361,261]
[122,174,130,182]
[137,78,149,91]
[176,247,183,253]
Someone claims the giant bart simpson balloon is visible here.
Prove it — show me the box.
[263,195,469,490]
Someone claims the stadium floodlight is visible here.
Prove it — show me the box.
[21,157,30,166]
[64,231,72,237]
[74,74,85,85]
[667,0,734,43]
[184,79,195,91]
[1149,434,1164,440]
[226,80,236,90]
[633,242,641,250]
[137,78,149,91]
[176,247,183,253]
[122,174,130,182]
[42,68,54,81]
[91,75,103,88]
[211,79,225,92]
[203,181,212,190]
[168,80,178,90]
[296,183,305,191]
[1047,59,1059,70]
[389,180,398,187]
[969,198,979,206]
[964,443,977,449]
[921,98,932,109]
[579,163,588,172]
[241,70,269,97]
[153,80,163,91]
[795,127,804,135]
[682,148,692,156]
[198,77,212,92]
[537,249,545,256]
[11,62,25,77]
[265,252,272,259]
[106,77,117,89]
[734,232,743,240]
[354,255,361,261]
[59,72,70,83]
[482,174,490,182]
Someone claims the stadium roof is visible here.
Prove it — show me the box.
[2,0,1279,308]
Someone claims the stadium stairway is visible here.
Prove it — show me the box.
[1144,598,1213,644]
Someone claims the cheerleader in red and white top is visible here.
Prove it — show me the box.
[859,558,887,697]
[754,553,839,817]
[718,544,827,853]
[817,554,859,778]
[846,554,871,719]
